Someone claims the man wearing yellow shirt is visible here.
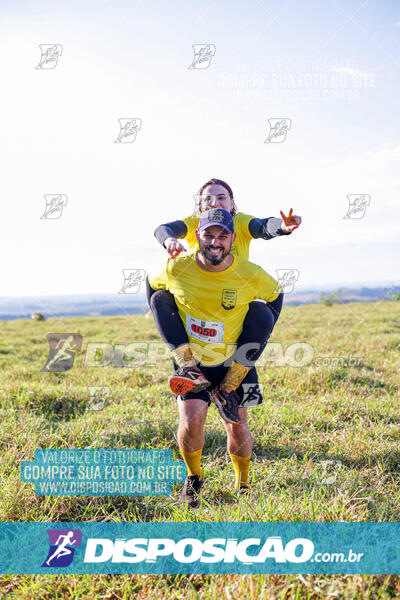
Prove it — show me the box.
[150,178,297,402]
[147,208,283,508]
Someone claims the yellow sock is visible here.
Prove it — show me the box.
[220,362,251,393]
[180,448,203,478]
[229,453,251,489]
[171,344,197,368]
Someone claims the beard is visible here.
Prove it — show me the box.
[198,238,232,265]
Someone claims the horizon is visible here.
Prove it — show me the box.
[1,280,399,302]
[1,282,398,321]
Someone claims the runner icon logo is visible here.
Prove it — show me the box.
[88,386,111,411]
[275,269,299,294]
[241,383,264,406]
[40,194,68,220]
[36,44,63,69]
[42,333,82,372]
[265,118,291,143]
[42,529,82,567]
[119,269,146,294]
[114,118,142,143]
[343,194,370,219]
[188,44,216,70]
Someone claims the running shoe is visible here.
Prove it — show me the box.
[180,474,204,509]
[211,387,241,425]
[168,366,210,395]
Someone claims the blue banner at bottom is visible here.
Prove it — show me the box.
[0,522,399,574]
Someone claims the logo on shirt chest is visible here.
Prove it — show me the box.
[221,289,237,310]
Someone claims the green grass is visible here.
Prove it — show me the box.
[0,301,400,598]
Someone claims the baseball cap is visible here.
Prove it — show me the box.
[198,208,234,234]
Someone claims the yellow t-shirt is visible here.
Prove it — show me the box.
[182,212,254,259]
[148,251,281,366]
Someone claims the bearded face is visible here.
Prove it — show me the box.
[198,225,233,266]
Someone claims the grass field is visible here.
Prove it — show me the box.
[0,300,399,598]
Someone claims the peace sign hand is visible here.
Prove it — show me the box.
[279,208,302,233]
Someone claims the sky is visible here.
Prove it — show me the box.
[1,0,399,297]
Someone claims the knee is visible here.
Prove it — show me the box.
[252,302,275,332]
[226,422,252,443]
[180,411,205,438]
[149,289,172,311]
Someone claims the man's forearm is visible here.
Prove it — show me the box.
[248,217,292,240]
[154,221,188,247]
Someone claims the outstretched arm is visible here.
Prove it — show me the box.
[248,209,302,240]
[154,220,188,258]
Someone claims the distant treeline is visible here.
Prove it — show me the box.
[1,287,398,320]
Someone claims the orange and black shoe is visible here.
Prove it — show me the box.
[168,366,210,395]
[211,387,241,426]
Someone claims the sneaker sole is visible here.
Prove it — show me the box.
[168,375,210,396]
[211,395,241,426]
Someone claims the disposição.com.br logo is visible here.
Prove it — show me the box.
[39,530,364,568]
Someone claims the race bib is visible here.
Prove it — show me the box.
[186,314,225,344]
